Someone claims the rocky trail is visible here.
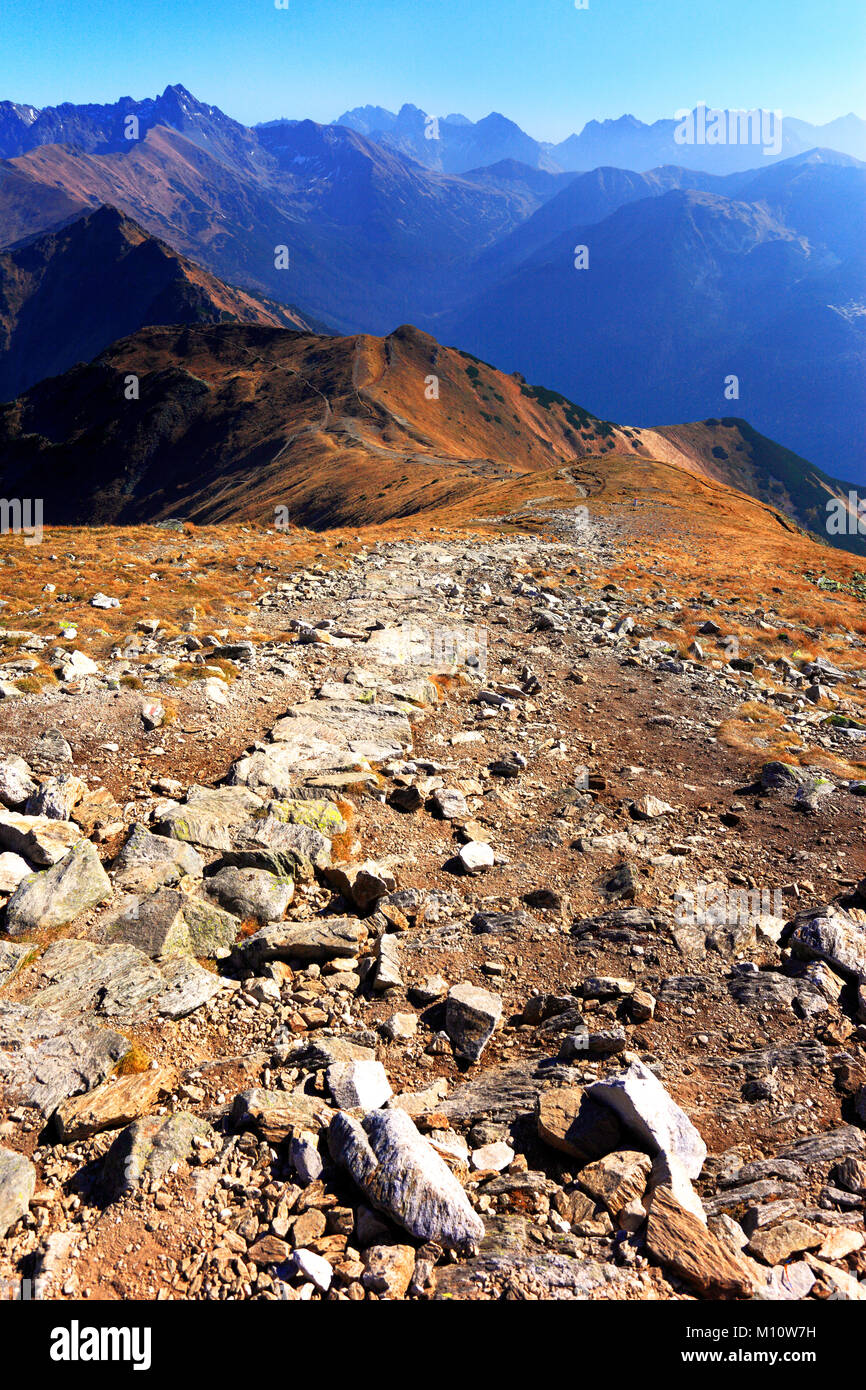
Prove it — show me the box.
[0,504,865,1302]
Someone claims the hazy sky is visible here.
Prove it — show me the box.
[2,0,864,138]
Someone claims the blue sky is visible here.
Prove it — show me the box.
[2,0,863,138]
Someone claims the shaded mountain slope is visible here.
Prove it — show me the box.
[0,204,325,401]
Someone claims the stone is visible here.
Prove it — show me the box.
[373,934,404,992]
[112,824,204,892]
[410,975,448,1005]
[248,1235,289,1267]
[141,701,164,730]
[104,887,239,959]
[55,1067,177,1142]
[104,1113,217,1195]
[72,787,124,837]
[445,983,502,1063]
[222,817,331,881]
[90,592,120,609]
[5,839,111,935]
[0,1146,36,1237]
[35,729,73,763]
[0,940,31,988]
[648,1152,707,1224]
[536,1086,629,1164]
[431,788,469,821]
[384,1012,417,1041]
[588,1058,707,1179]
[204,865,293,923]
[577,1149,652,1216]
[645,1187,754,1298]
[0,851,32,894]
[327,1059,392,1110]
[24,775,86,821]
[0,809,82,866]
[471,1142,514,1172]
[747,1219,824,1265]
[788,904,866,983]
[817,1228,864,1260]
[233,917,366,968]
[58,650,99,680]
[458,841,494,875]
[630,795,676,820]
[362,1244,416,1298]
[760,762,816,792]
[230,1088,331,1143]
[0,1001,131,1116]
[324,860,395,912]
[290,1133,324,1185]
[292,1249,332,1291]
[328,1108,485,1253]
[0,756,37,808]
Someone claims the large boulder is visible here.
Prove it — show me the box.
[5,839,111,935]
[328,1108,484,1253]
[588,1059,707,1179]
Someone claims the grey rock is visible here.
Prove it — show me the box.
[445,983,502,1063]
[0,999,131,1115]
[0,1146,36,1237]
[112,824,204,892]
[234,917,366,968]
[328,1107,484,1253]
[24,775,86,821]
[5,839,111,936]
[36,729,73,764]
[788,904,866,983]
[104,1113,217,1195]
[204,865,293,923]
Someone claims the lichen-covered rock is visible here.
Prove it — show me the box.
[5,839,111,935]
[103,1112,217,1195]
[111,824,204,892]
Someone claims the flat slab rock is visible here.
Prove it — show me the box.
[235,916,367,967]
[328,1107,484,1253]
[0,999,131,1117]
[646,1187,755,1298]
[55,1066,177,1142]
[24,938,225,1021]
[432,1214,631,1300]
[439,1058,581,1126]
[0,1145,36,1238]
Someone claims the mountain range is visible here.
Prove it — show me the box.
[333,103,866,175]
[0,83,863,487]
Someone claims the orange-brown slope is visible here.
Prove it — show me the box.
[0,321,637,527]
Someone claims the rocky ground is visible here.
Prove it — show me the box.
[0,505,865,1302]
